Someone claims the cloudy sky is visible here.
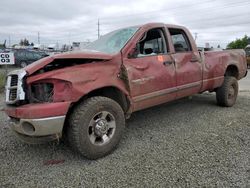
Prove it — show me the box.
[0,0,250,48]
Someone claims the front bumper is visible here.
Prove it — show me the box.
[5,101,71,142]
[9,115,66,136]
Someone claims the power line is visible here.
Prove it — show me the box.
[101,0,250,25]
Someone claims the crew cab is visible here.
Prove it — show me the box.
[4,23,248,159]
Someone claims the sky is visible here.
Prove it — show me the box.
[0,0,250,48]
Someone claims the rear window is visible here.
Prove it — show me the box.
[169,28,192,52]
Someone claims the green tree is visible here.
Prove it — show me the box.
[23,38,30,46]
[19,38,30,46]
[227,35,249,49]
[19,39,24,46]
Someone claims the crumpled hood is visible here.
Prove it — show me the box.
[24,50,113,75]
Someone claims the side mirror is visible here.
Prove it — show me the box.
[128,43,139,59]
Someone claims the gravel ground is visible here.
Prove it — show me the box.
[0,91,249,187]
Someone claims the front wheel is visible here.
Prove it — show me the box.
[67,96,125,159]
[216,76,238,107]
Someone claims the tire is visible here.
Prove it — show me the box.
[67,96,125,159]
[216,76,238,107]
[20,61,27,68]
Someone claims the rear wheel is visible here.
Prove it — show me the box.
[216,76,238,107]
[67,96,125,159]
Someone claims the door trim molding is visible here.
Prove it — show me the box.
[133,81,202,102]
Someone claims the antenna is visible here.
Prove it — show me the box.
[194,33,198,41]
[38,32,40,44]
[98,19,100,39]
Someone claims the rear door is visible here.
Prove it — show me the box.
[168,28,202,98]
[123,27,177,111]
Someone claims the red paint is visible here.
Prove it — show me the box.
[24,51,112,75]
[5,23,247,120]
[5,102,71,119]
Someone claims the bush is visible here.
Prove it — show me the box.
[0,72,6,92]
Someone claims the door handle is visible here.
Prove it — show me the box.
[163,61,173,66]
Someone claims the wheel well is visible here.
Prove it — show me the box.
[82,86,130,113]
[225,65,239,79]
[62,86,130,138]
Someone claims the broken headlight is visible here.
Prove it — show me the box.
[28,79,72,103]
[30,83,54,103]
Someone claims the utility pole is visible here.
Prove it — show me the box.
[68,32,71,45]
[8,35,11,48]
[38,32,40,44]
[194,32,198,41]
[97,19,100,39]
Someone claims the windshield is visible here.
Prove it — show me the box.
[84,27,138,54]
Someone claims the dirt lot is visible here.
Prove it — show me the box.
[0,87,250,187]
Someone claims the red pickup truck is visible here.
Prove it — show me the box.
[5,23,247,159]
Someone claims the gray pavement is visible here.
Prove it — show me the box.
[0,90,249,187]
[0,67,249,187]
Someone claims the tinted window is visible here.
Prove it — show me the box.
[16,51,25,58]
[169,29,191,52]
[26,52,34,59]
[33,53,42,59]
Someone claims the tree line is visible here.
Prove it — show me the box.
[227,35,249,49]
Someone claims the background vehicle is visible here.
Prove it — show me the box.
[245,45,250,68]
[14,50,49,67]
[4,23,248,159]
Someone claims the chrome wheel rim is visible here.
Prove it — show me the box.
[88,111,116,146]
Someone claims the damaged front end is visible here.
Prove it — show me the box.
[4,49,129,144]
[4,68,70,143]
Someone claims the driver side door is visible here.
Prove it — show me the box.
[122,27,177,111]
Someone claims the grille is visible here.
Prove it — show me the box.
[9,89,17,101]
[10,75,18,86]
[5,70,26,104]
[8,75,19,102]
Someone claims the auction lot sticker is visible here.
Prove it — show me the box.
[0,53,15,65]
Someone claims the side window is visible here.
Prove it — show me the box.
[33,53,41,59]
[169,29,191,52]
[17,51,25,58]
[137,28,167,57]
[26,52,34,59]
